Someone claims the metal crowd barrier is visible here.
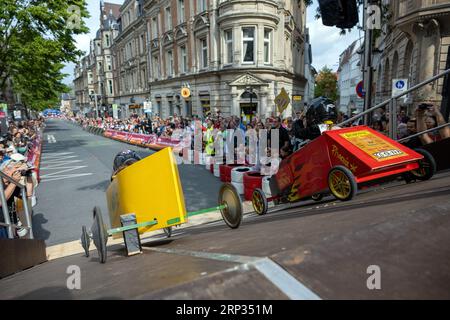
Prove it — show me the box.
[338,68,450,140]
[0,170,33,239]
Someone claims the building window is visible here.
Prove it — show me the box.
[167,50,174,77]
[200,38,208,69]
[105,34,110,47]
[141,68,146,88]
[224,30,233,65]
[197,0,207,13]
[153,55,160,80]
[242,27,255,63]
[107,56,112,71]
[165,7,172,31]
[108,80,113,95]
[180,45,187,73]
[151,17,158,39]
[178,0,185,24]
[140,34,144,54]
[264,28,272,64]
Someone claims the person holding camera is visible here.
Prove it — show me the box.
[416,103,450,145]
[0,159,30,238]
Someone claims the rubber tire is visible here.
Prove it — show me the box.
[252,188,269,216]
[409,148,436,181]
[328,166,357,201]
[311,194,324,202]
[92,207,108,264]
[231,181,244,194]
[231,167,252,183]
[81,225,90,257]
[243,172,264,201]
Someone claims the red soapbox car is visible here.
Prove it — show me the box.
[252,125,436,215]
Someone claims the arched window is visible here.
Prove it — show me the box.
[241,91,257,100]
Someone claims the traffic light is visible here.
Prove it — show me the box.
[318,0,359,29]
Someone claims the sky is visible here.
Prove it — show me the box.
[62,0,361,85]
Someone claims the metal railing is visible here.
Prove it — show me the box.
[337,68,450,140]
[397,122,450,143]
[0,171,33,239]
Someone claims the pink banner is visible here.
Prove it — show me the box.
[102,129,181,149]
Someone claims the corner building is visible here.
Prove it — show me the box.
[142,0,308,119]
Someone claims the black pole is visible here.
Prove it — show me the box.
[440,46,450,121]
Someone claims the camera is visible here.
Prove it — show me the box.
[20,168,33,177]
[418,103,432,110]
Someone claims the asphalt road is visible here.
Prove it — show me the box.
[3,168,449,299]
[33,119,222,246]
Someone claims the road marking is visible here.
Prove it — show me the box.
[47,134,56,143]
[40,152,93,183]
[143,247,321,300]
[41,173,94,182]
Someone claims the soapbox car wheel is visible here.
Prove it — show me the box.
[163,227,172,238]
[407,148,436,182]
[81,225,90,257]
[311,194,324,202]
[252,188,268,216]
[92,207,108,264]
[218,183,243,229]
[328,166,357,201]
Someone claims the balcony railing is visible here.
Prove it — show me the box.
[397,0,450,21]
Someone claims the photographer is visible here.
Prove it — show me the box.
[416,103,450,145]
[0,157,29,238]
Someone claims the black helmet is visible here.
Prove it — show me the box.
[113,150,142,173]
[306,96,337,125]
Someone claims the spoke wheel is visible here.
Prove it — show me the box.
[328,166,357,201]
[252,189,268,215]
[163,227,172,238]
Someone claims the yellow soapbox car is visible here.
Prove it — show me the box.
[81,148,243,263]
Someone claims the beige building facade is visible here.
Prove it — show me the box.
[373,0,450,111]
[112,0,150,118]
[74,2,121,116]
[112,0,308,120]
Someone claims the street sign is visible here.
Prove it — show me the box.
[293,95,302,101]
[275,88,290,114]
[392,79,408,98]
[143,101,152,114]
[13,110,21,119]
[181,87,191,99]
[356,81,365,98]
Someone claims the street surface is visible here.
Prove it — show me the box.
[1,125,449,299]
[33,119,222,246]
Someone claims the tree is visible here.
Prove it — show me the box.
[314,66,339,101]
[0,0,89,110]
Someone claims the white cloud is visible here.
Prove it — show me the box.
[306,2,362,72]
[74,34,92,54]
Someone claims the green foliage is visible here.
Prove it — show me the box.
[0,0,89,110]
[314,66,339,101]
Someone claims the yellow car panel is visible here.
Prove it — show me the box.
[106,148,187,237]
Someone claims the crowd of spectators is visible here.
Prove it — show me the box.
[74,101,449,162]
[0,118,43,239]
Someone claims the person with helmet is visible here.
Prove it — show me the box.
[112,150,142,179]
[292,96,338,151]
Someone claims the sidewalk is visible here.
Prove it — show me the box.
[45,201,256,261]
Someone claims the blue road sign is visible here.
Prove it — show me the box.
[395,80,406,90]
